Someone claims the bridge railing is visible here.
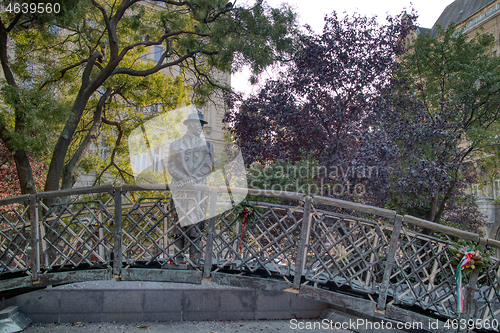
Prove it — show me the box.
[0,195,31,278]
[392,215,500,323]
[0,185,499,327]
[35,185,115,279]
[301,196,396,299]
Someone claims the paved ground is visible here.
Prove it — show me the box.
[23,320,354,333]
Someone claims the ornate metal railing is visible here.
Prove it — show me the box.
[0,185,499,328]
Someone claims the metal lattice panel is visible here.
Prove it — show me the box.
[212,202,303,277]
[472,256,500,326]
[39,200,114,270]
[120,195,206,268]
[389,227,458,318]
[0,204,31,275]
[304,208,388,293]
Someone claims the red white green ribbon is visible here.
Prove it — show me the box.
[456,250,474,313]
[238,211,248,254]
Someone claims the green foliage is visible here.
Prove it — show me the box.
[208,0,298,76]
[389,23,500,227]
[0,84,69,152]
[397,24,500,118]
[247,152,322,197]
[0,0,300,193]
[233,199,262,225]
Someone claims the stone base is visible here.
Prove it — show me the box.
[0,306,31,333]
[0,279,328,323]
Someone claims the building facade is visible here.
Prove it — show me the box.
[426,0,500,240]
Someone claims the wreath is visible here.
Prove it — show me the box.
[449,241,491,312]
[449,242,490,274]
[233,200,261,254]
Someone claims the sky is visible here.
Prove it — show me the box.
[231,0,454,93]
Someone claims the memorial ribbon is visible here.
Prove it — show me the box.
[238,209,248,254]
[456,250,474,312]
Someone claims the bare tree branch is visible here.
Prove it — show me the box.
[157,0,197,15]
[6,13,22,32]
[116,30,210,62]
[40,60,88,89]
[114,0,143,23]
[112,53,192,76]
[0,19,17,87]
[193,58,231,92]
[91,0,111,32]
[93,116,129,185]
[205,6,233,24]
[82,51,103,89]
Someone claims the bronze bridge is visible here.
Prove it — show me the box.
[1,185,499,328]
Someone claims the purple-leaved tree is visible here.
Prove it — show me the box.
[226,12,414,206]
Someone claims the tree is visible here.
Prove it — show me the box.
[225,12,411,205]
[0,0,299,194]
[0,140,46,205]
[388,24,500,226]
[0,0,75,195]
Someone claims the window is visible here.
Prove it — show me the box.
[134,154,148,173]
[151,104,160,113]
[154,45,163,62]
[472,184,481,199]
[49,25,60,35]
[97,146,108,159]
[493,180,500,200]
[22,61,36,88]
[153,148,161,172]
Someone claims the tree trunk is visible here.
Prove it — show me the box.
[13,149,36,195]
[44,50,112,193]
[60,88,112,190]
[0,19,35,195]
[428,193,439,222]
[44,90,95,192]
[434,176,458,224]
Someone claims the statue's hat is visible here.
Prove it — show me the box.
[183,112,208,125]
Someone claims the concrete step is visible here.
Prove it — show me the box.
[0,306,31,333]
[321,308,415,333]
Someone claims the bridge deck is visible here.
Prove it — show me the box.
[0,185,499,330]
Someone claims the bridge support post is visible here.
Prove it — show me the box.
[377,214,403,311]
[293,196,312,290]
[29,195,39,281]
[457,270,480,333]
[203,188,218,279]
[112,187,123,277]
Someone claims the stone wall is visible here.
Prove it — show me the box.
[0,280,328,323]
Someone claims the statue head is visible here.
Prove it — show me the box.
[183,111,208,137]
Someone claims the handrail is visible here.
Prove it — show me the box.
[35,185,114,199]
[0,194,30,206]
[313,195,397,219]
[404,214,500,249]
[224,187,304,200]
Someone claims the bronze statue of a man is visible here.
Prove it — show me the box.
[167,110,213,265]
